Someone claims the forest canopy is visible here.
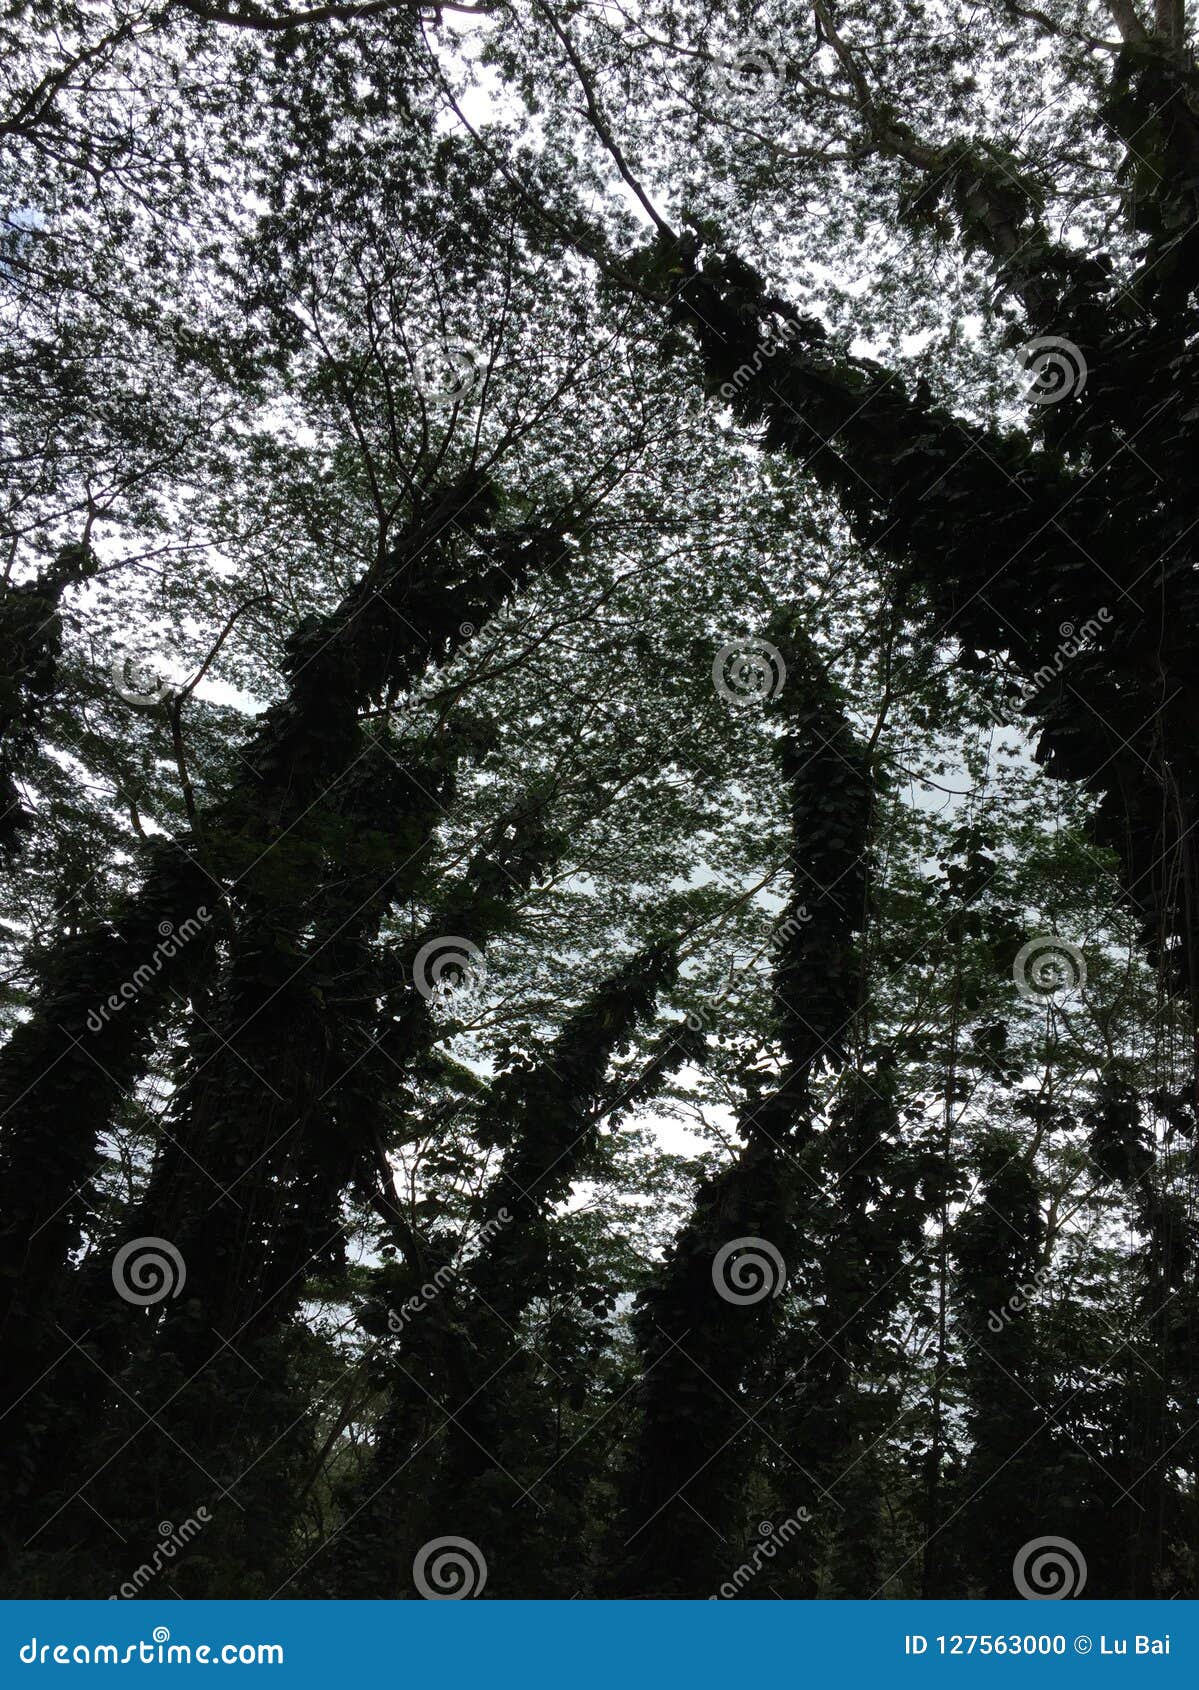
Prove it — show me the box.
[2,0,1199,1601]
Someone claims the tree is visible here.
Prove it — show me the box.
[2,0,1198,1602]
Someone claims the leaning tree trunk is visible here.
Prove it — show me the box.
[0,472,572,1561]
[325,942,685,1599]
[615,616,876,1597]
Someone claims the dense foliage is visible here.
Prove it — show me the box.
[2,0,1198,1600]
